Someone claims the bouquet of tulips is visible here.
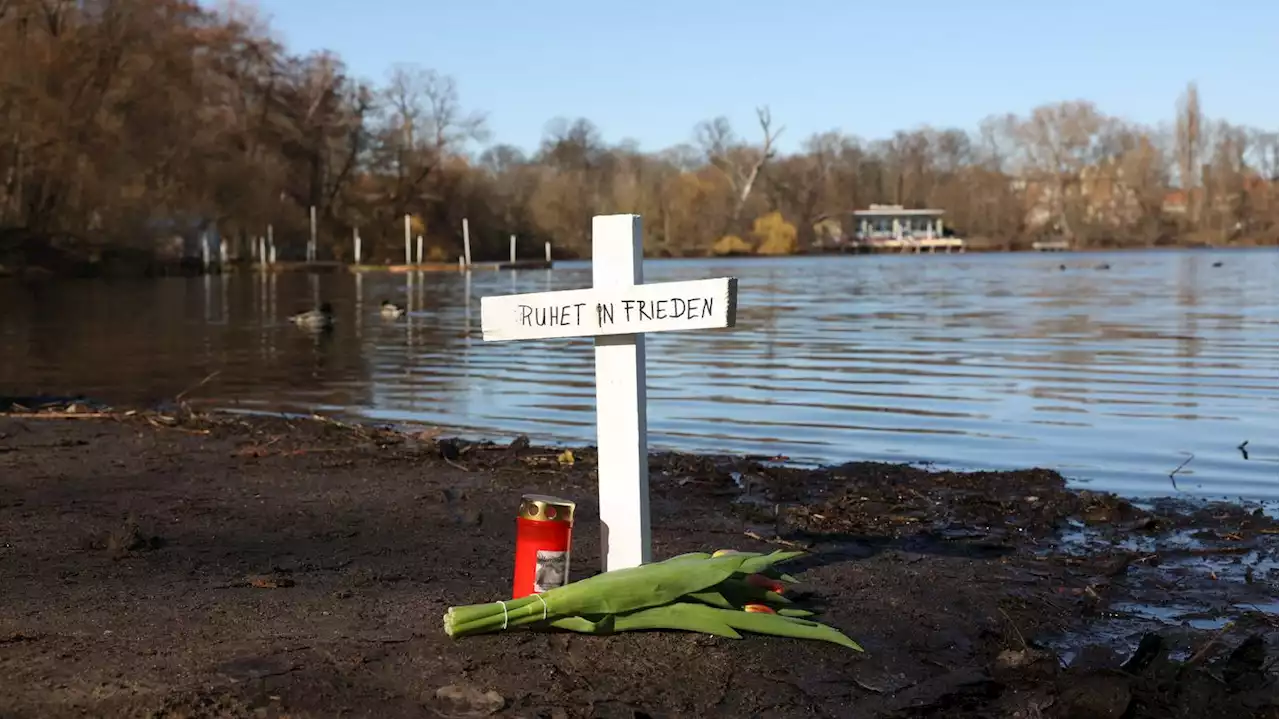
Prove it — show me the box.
[442,549,862,651]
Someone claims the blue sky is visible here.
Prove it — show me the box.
[249,0,1279,154]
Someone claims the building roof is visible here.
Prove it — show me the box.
[853,204,945,217]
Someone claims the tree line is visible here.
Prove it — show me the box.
[1,0,1276,274]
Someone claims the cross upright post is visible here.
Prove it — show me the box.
[590,214,651,571]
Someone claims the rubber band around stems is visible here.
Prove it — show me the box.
[495,595,549,629]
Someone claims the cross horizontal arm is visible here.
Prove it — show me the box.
[480,277,738,342]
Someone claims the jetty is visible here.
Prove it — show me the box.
[203,216,560,274]
[354,259,553,273]
[234,259,553,274]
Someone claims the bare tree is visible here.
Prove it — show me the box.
[375,64,486,226]
[1010,101,1109,243]
[764,130,856,243]
[383,63,487,157]
[696,106,784,230]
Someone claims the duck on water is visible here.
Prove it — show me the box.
[290,302,334,330]
[380,300,406,318]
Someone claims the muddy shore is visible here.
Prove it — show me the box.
[1,401,1276,718]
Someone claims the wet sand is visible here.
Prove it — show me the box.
[0,401,1276,718]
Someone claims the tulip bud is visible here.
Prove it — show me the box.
[745,573,786,594]
[712,549,740,558]
[743,603,776,614]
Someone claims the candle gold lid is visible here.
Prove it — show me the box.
[519,494,576,524]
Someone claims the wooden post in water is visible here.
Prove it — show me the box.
[479,214,739,571]
[267,225,275,265]
[354,228,361,265]
[462,218,472,267]
[510,234,517,264]
[308,205,317,262]
[545,241,552,263]
[404,215,411,266]
[417,235,424,265]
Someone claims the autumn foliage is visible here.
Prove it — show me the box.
[751,213,798,256]
[711,236,752,257]
[0,1,1274,277]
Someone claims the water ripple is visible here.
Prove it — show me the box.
[0,249,1275,503]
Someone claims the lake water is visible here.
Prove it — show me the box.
[1,249,1276,503]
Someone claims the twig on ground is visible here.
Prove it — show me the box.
[283,447,352,456]
[997,606,1028,649]
[1169,453,1194,490]
[0,412,112,419]
[145,415,179,429]
[743,529,810,550]
[1186,622,1234,666]
[444,458,471,473]
[234,435,285,457]
[164,426,211,435]
[1164,546,1251,557]
[851,678,886,694]
[175,370,221,404]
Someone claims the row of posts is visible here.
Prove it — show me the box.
[395,215,551,268]
[199,209,551,270]
[196,220,283,270]
[198,227,272,270]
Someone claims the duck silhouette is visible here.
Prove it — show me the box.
[380,299,406,318]
[290,302,334,330]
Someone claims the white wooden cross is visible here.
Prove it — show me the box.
[480,214,739,572]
